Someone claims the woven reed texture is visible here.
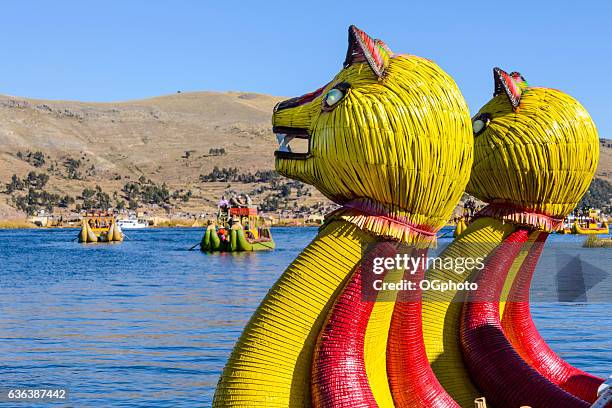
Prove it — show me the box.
[421,216,515,406]
[463,69,602,406]
[460,229,589,408]
[501,231,604,403]
[387,249,460,408]
[497,228,538,318]
[363,264,406,407]
[212,221,375,407]
[467,87,599,219]
[273,53,472,245]
[311,242,399,408]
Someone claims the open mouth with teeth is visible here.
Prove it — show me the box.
[273,126,311,159]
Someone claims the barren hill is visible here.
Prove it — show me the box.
[0,91,282,183]
[598,139,612,182]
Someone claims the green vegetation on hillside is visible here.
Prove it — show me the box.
[208,148,226,156]
[81,186,111,210]
[120,176,192,210]
[16,150,46,168]
[5,171,73,214]
[64,158,82,179]
[578,178,612,212]
[200,166,280,183]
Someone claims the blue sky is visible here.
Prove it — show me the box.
[1,1,611,135]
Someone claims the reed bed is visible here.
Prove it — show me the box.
[583,235,612,248]
[0,219,37,229]
[155,219,197,227]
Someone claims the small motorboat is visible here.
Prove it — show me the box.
[117,218,148,229]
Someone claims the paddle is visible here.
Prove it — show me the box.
[437,230,453,239]
[188,242,201,251]
[256,241,275,250]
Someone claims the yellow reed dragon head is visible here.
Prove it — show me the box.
[466,68,599,221]
[272,26,472,239]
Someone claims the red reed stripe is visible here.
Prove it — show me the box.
[460,228,589,408]
[311,242,397,408]
[501,232,604,403]
[387,248,460,407]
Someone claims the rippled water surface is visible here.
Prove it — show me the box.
[0,227,609,406]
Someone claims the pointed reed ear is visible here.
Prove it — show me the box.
[344,25,393,78]
[493,67,527,111]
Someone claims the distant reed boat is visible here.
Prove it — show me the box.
[572,220,609,235]
[200,207,274,252]
[78,212,123,243]
[557,210,609,235]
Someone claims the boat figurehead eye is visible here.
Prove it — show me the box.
[472,113,491,136]
[322,82,350,111]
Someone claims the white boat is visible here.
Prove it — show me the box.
[117,218,148,229]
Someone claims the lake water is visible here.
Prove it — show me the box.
[0,227,609,406]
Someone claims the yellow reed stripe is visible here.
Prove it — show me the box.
[421,217,515,407]
[499,230,540,318]
[364,266,405,408]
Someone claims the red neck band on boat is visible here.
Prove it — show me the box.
[325,199,437,246]
[473,203,564,232]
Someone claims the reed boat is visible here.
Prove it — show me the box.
[453,217,468,237]
[572,220,609,235]
[78,212,124,243]
[556,210,609,235]
[200,207,274,252]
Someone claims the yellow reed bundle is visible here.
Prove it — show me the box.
[467,87,599,222]
[274,55,473,244]
[422,217,516,406]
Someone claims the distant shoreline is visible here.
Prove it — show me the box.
[0,224,321,230]
[0,219,323,230]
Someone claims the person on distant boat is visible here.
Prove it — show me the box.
[229,193,241,208]
[218,195,229,211]
[218,226,227,241]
